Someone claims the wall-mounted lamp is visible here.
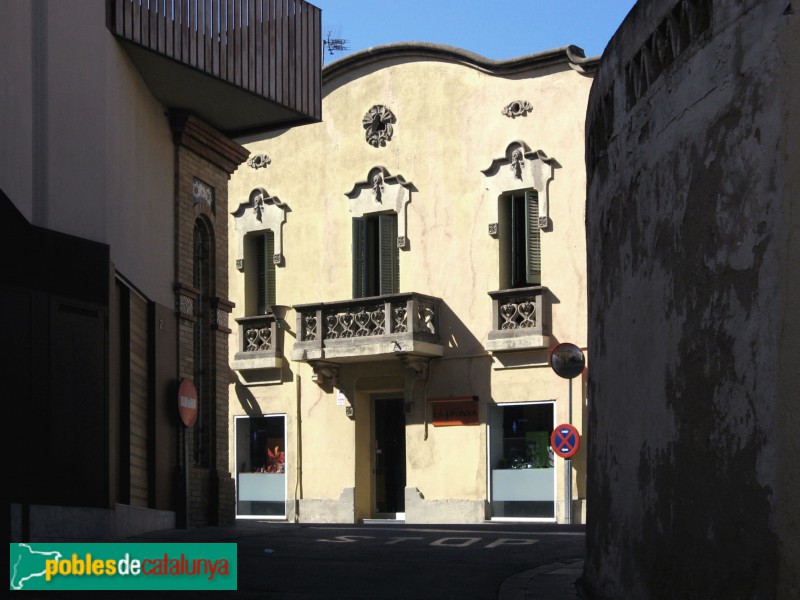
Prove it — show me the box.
[268,304,291,330]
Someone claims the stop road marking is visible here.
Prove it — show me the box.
[430,537,480,547]
[485,538,538,549]
[317,535,539,549]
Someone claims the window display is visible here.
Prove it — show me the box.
[490,402,555,520]
[235,415,286,518]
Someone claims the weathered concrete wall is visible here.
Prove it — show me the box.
[585,0,799,597]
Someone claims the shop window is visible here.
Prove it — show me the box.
[489,402,555,520]
[498,190,541,289]
[235,415,286,518]
[352,213,398,298]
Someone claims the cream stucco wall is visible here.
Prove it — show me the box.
[1,0,175,305]
[228,47,593,523]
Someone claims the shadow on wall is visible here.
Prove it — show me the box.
[405,301,492,431]
[231,369,262,417]
[438,300,485,355]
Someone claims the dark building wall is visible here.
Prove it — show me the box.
[3,192,110,509]
[584,0,799,598]
[152,300,179,512]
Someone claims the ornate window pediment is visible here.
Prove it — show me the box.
[345,166,414,250]
[482,141,555,232]
[232,187,289,270]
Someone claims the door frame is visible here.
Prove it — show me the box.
[371,396,406,520]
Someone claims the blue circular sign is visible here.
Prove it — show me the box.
[551,423,580,458]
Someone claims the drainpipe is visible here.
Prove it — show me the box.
[294,374,303,522]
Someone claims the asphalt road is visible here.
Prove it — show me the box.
[17,521,585,599]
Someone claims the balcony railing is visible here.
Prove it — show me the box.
[108,0,321,132]
[231,313,283,374]
[486,286,549,352]
[291,293,444,363]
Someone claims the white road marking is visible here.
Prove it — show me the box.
[313,526,582,536]
[430,537,481,547]
[485,538,539,549]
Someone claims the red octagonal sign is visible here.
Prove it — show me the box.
[551,423,580,459]
[178,379,198,429]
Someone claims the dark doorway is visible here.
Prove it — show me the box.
[374,398,406,516]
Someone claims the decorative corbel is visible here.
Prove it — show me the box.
[308,360,340,388]
[399,355,431,414]
[398,355,430,377]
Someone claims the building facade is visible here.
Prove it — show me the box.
[584,0,799,597]
[4,0,320,540]
[227,43,596,524]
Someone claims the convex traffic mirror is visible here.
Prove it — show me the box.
[550,343,585,379]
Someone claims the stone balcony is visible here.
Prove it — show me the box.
[231,314,283,376]
[485,286,549,352]
[291,293,444,364]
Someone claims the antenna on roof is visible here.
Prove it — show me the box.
[323,30,350,63]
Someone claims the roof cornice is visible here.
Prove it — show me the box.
[322,42,599,85]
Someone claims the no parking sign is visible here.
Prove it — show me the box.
[551,423,580,459]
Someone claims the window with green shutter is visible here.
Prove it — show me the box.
[502,190,541,289]
[353,213,399,298]
[245,230,275,315]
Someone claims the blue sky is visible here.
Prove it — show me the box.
[311,0,638,63]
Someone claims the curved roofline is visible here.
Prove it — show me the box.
[322,42,600,84]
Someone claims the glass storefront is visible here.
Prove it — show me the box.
[235,415,286,518]
[489,402,555,520]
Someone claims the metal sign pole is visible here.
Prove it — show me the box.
[550,343,583,526]
[184,428,190,529]
[565,378,572,525]
[177,379,198,530]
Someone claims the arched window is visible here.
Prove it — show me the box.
[193,218,214,467]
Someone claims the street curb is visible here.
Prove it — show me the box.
[498,559,585,600]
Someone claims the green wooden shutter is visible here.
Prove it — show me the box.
[256,234,266,314]
[524,190,541,285]
[510,193,524,288]
[256,232,276,313]
[379,214,399,294]
[265,231,276,308]
[353,217,367,298]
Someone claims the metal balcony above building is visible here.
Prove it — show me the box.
[108,0,321,136]
[291,293,444,364]
[486,286,549,352]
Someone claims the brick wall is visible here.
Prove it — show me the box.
[171,112,248,526]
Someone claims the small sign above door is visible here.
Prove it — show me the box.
[429,397,479,427]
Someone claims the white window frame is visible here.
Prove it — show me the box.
[234,414,288,520]
[486,400,557,523]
